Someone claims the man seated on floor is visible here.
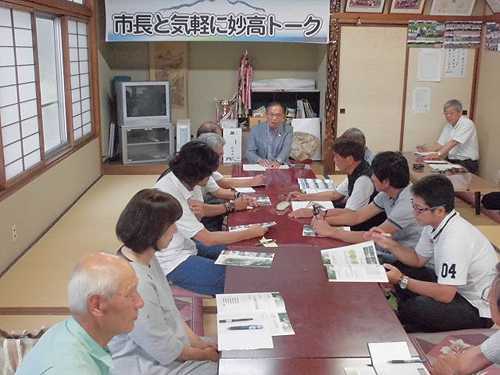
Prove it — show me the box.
[245,101,293,168]
[155,141,268,295]
[310,151,422,250]
[417,99,479,174]
[433,263,500,374]
[341,127,375,165]
[197,121,266,189]
[288,137,385,231]
[367,174,496,333]
[17,253,144,375]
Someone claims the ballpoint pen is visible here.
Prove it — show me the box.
[219,318,253,323]
[388,359,425,364]
[228,324,264,330]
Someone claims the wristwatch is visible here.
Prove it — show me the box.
[399,275,409,290]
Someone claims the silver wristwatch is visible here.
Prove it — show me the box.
[399,275,409,290]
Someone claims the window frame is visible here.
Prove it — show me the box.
[0,0,98,201]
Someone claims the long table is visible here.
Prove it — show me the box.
[404,152,497,214]
[219,165,418,374]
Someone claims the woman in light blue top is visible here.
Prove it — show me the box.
[108,189,218,375]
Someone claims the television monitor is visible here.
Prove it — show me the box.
[116,81,170,127]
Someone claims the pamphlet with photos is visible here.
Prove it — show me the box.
[291,201,334,211]
[303,224,350,237]
[321,241,388,283]
[216,292,295,350]
[215,250,275,268]
[298,178,335,194]
[255,195,272,206]
[228,221,277,232]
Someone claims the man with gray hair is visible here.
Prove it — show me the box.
[341,127,375,164]
[16,253,144,375]
[417,99,479,173]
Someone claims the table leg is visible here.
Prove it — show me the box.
[475,192,481,215]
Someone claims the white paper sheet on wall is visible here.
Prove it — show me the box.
[417,49,442,82]
[444,49,467,78]
[412,87,431,113]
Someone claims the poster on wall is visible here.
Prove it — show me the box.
[486,0,500,13]
[412,87,431,113]
[417,48,442,82]
[345,0,385,13]
[485,23,500,52]
[444,49,467,78]
[105,0,330,43]
[430,0,476,16]
[390,0,426,14]
[408,21,444,46]
[443,21,482,49]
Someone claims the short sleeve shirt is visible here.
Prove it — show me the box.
[203,175,220,195]
[437,116,479,160]
[212,171,224,181]
[16,318,112,375]
[373,184,422,249]
[481,331,500,364]
[154,172,204,274]
[336,176,374,210]
[415,210,497,318]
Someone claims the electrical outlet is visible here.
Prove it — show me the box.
[11,224,17,241]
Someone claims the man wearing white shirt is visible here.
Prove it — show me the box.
[368,174,496,332]
[418,99,479,173]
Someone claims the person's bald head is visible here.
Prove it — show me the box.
[196,121,222,137]
[68,253,136,316]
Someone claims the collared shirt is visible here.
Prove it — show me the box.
[373,184,423,249]
[336,176,374,210]
[16,317,112,375]
[481,331,500,364]
[437,116,479,160]
[364,147,375,165]
[154,172,205,274]
[415,210,496,318]
[245,122,293,164]
[109,256,198,374]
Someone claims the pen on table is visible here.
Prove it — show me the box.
[388,359,425,364]
[218,318,253,323]
[228,324,264,331]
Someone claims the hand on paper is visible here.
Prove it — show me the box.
[431,353,461,375]
[247,224,269,238]
[234,196,255,211]
[288,208,313,219]
[383,263,403,285]
[311,216,333,237]
[188,199,205,219]
[364,227,397,250]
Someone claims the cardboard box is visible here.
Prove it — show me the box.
[248,116,266,128]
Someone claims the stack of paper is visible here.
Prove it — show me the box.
[298,178,335,194]
[228,221,277,232]
[414,151,438,157]
[428,163,465,172]
[215,250,275,268]
[291,201,334,211]
[320,241,388,283]
[216,292,295,350]
[234,187,256,193]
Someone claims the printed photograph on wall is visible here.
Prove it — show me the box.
[345,0,386,13]
[486,0,500,13]
[390,0,426,14]
[430,0,476,16]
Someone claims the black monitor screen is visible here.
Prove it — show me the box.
[126,85,166,117]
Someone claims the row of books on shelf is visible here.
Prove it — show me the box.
[251,99,317,119]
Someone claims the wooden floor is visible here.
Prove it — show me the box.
[0,172,498,334]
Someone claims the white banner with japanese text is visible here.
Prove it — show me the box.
[105,0,330,44]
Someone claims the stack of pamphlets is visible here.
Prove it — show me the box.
[298,178,335,194]
[215,250,275,268]
[228,221,276,232]
[320,241,388,283]
[216,292,295,350]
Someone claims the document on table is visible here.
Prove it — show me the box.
[215,250,275,268]
[216,292,295,349]
[429,163,465,172]
[234,187,256,193]
[414,151,438,157]
[368,342,429,375]
[298,178,335,194]
[243,164,290,171]
[291,201,334,211]
[320,241,388,283]
[303,224,350,237]
[228,221,277,232]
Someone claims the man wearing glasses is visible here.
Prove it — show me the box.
[433,264,500,374]
[245,102,293,168]
[367,174,496,332]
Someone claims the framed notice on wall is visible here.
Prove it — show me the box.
[486,0,500,13]
[345,0,386,13]
[430,0,476,16]
[390,0,426,14]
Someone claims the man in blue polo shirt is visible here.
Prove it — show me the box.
[16,253,144,374]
